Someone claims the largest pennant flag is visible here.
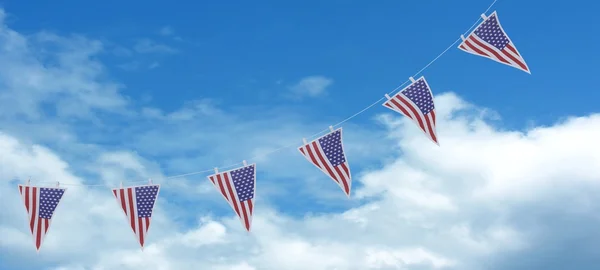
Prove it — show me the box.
[298,128,352,197]
[207,164,256,232]
[112,184,160,249]
[458,11,530,73]
[18,185,66,252]
[383,76,438,145]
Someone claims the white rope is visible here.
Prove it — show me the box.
[27,0,499,187]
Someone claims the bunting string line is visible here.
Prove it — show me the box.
[27,0,498,188]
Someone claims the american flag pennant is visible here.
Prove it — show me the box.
[383,76,439,145]
[207,163,256,232]
[18,184,66,252]
[458,11,530,74]
[112,184,160,249]
[298,127,352,197]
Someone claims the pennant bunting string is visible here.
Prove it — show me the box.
[23,0,500,188]
[12,0,532,251]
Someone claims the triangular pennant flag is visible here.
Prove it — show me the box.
[207,164,256,232]
[383,76,439,145]
[298,127,352,197]
[112,184,160,249]
[458,11,530,74]
[18,184,66,252]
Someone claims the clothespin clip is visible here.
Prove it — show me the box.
[460,35,466,41]
[329,125,335,132]
[120,181,123,188]
[26,178,31,186]
[409,77,416,83]
[384,94,391,100]
[214,167,219,174]
[242,160,248,166]
[302,138,308,145]
[148,178,152,185]
[481,13,488,20]
[56,181,60,187]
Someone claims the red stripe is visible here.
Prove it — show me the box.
[459,44,467,50]
[248,200,254,214]
[388,98,413,120]
[19,185,23,196]
[469,36,511,65]
[424,113,437,143]
[138,217,144,247]
[240,201,250,231]
[30,187,37,234]
[216,176,228,199]
[299,147,305,155]
[44,219,49,234]
[431,110,436,124]
[397,96,426,131]
[119,189,127,213]
[223,174,241,217]
[311,141,339,183]
[25,186,30,214]
[35,217,42,249]
[333,166,349,194]
[501,47,528,71]
[127,188,136,232]
[506,43,519,56]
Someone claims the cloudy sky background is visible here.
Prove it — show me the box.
[1,0,600,269]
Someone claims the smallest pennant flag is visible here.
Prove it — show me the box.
[112,184,160,249]
[383,76,439,145]
[298,128,352,197]
[18,184,66,252]
[208,164,256,232]
[458,11,530,73]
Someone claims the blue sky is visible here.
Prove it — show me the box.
[1,0,600,269]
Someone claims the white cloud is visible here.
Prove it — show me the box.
[3,90,600,269]
[289,76,333,98]
[134,39,177,54]
[1,7,600,270]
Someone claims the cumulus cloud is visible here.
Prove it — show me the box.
[2,91,600,269]
[1,7,600,270]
